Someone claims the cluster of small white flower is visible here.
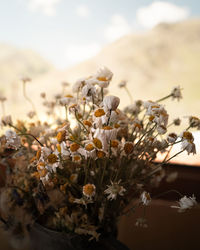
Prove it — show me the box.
[0,66,198,240]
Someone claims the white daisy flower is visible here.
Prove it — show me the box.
[104,180,126,200]
[83,184,96,198]
[103,95,120,111]
[81,83,96,101]
[171,195,197,212]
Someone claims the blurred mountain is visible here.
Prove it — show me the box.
[32,19,200,119]
[0,43,52,94]
[62,19,200,112]
[3,19,200,122]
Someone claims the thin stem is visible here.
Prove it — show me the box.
[135,124,156,148]
[156,94,172,103]
[153,189,183,199]
[146,149,185,179]
[106,110,112,126]
[75,111,89,133]
[101,87,104,101]
[124,86,133,104]
[22,82,37,115]
[65,106,68,121]
[185,125,191,131]
[100,160,107,185]
[9,123,44,147]
[18,133,44,147]
[164,149,185,164]
[82,103,86,118]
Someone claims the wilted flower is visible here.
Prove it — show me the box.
[157,125,167,135]
[104,180,126,200]
[72,77,86,93]
[141,191,151,206]
[40,92,46,98]
[27,111,36,119]
[118,80,127,88]
[135,218,148,228]
[181,140,196,155]
[5,130,21,149]
[1,115,12,126]
[59,95,75,106]
[166,172,178,183]
[167,133,177,143]
[173,118,181,126]
[188,116,200,128]
[171,195,197,212]
[103,95,120,111]
[96,66,113,81]
[171,86,182,101]
[81,83,96,101]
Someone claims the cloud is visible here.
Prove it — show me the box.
[76,4,90,18]
[63,43,101,68]
[136,1,190,29]
[104,14,132,42]
[28,0,61,16]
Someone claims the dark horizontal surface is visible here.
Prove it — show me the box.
[151,163,200,200]
[0,163,199,250]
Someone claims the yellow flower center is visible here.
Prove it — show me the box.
[83,120,92,127]
[94,109,105,117]
[124,142,134,154]
[183,131,194,142]
[57,144,61,153]
[65,94,73,98]
[149,115,155,122]
[97,76,107,82]
[57,131,66,143]
[93,138,102,149]
[60,183,68,193]
[103,126,113,130]
[148,137,154,143]
[83,184,95,196]
[47,154,58,164]
[31,172,40,179]
[169,133,177,139]
[70,174,77,182]
[97,150,106,158]
[39,169,48,177]
[111,140,119,148]
[36,148,41,160]
[134,123,142,130]
[114,123,120,128]
[37,162,45,171]
[70,143,80,152]
[151,105,160,109]
[73,155,81,162]
[85,143,95,151]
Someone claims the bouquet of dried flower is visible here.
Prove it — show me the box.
[0,67,198,249]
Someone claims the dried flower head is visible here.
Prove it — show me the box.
[83,184,96,198]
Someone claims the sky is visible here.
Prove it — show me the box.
[0,0,199,69]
